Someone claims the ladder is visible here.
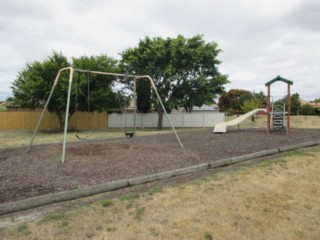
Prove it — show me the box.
[271,103,286,130]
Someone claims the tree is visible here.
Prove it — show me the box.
[218,89,252,115]
[241,97,264,122]
[275,92,301,115]
[252,91,267,107]
[290,93,301,115]
[12,51,120,130]
[120,35,229,129]
[241,97,263,113]
[12,51,71,130]
[72,55,123,113]
[136,79,151,113]
[300,104,316,115]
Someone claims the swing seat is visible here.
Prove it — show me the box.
[75,130,91,140]
[125,132,135,138]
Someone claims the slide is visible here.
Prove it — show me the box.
[213,108,267,133]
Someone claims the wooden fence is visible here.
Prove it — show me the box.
[0,111,108,130]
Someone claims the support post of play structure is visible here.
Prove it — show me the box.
[267,84,271,133]
[287,83,291,134]
[265,75,293,134]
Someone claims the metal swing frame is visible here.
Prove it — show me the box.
[27,67,184,163]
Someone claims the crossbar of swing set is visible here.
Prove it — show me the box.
[27,67,184,163]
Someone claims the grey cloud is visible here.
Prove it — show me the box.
[285,0,320,31]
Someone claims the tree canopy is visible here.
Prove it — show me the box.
[11,35,230,130]
[218,89,252,115]
[120,35,229,129]
[72,55,123,113]
[218,90,267,115]
[274,93,301,115]
[12,51,120,130]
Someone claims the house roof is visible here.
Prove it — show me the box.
[265,75,293,86]
[192,104,218,111]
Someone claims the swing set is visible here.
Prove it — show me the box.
[27,67,184,163]
[73,71,134,140]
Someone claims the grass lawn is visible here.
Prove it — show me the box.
[1,115,319,149]
[0,128,174,149]
[3,148,320,239]
[226,115,320,129]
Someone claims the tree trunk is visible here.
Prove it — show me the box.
[56,113,65,132]
[157,110,164,130]
[56,111,74,132]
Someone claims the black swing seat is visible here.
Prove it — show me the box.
[75,130,91,140]
[125,132,135,138]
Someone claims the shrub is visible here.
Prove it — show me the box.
[0,106,7,112]
[300,104,316,115]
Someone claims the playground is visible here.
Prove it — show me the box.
[1,73,319,205]
[1,126,320,204]
[1,70,320,239]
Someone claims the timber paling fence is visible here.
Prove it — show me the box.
[0,111,107,130]
[0,111,224,130]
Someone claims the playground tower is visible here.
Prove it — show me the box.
[265,75,293,134]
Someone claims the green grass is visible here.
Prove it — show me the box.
[135,206,145,221]
[148,188,163,196]
[100,199,114,207]
[288,150,316,158]
[0,128,175,149]
[37,212,68,225]
[119,193,140,201]
[260,159,287,168]
[204,233,214,240]
[17,224,32,236]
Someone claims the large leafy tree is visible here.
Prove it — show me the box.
[218,89,252,115]
[120,35,229,129]
[12,51,71,130]
[12,51,120,130]
[290,93,301,115]
[72,55,123,113]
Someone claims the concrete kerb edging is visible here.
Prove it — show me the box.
[0,141,319,216]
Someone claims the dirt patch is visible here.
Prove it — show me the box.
[1,128,320,204]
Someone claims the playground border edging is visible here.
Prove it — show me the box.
[0,141,319,216]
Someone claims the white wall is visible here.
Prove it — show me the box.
[108,112,224,128]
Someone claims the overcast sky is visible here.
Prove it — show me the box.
[1,0,319,100]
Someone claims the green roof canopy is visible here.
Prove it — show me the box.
[265,75,293,86]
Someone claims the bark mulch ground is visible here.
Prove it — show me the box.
[1,128,320,204]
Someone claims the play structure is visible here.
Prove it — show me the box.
[214,75,293,134]
[27,67,184,163]
[265,75,293,134]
